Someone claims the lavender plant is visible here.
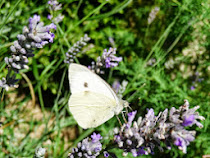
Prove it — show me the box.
[112,80,128,99]
[147,7,160,25]
[114,100,205,156]
[88,47,122,74]
[68,133,103,158]
[0,14,56,97]
[67,100,204,157]
[48,0,64,23]
[64,34,91,64]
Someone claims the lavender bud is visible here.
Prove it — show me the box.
[64,34,91,64]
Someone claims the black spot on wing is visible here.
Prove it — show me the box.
[84,82,88,87]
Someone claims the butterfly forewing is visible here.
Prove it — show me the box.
[69,63,118,101]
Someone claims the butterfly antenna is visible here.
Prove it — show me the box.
[116,116,123,127]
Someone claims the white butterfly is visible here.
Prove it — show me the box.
[68,63,128,129]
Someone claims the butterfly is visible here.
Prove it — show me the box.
[68,63,128,129]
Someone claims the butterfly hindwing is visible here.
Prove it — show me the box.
[69,91,116,129]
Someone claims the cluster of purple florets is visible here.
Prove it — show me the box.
[47,0,64,23]
[68,133,104,158]
[88,47,122,74]
[113,100,205,156]
[68,100,204,157]
[0,14,56,90]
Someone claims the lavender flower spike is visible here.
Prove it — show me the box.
[68,133,103,158]
[28,15,56,45]
[1,14,56,90]
[89,47,122,74]
[48,0,62,11]
[98,47,122,68]
[127,110,137,127]
[148,7,160,25]
[112,80,128,98]
[64,34,91,64]
[180,100,205,128]
[114,100,205,156]
[48,0,64,23]
[5,14,56,72]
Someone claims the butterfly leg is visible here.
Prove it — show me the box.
[116,115,123,127]
[121,111,128,123]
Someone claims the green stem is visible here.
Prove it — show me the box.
[108,68,113,83]
[75,0,83,17]
[38,86,46,121]
[56,23,71,48]
[56,23,80,64]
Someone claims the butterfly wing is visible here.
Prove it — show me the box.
[69,63,119,102]
[69,91,116,129]
[68,63,123,128]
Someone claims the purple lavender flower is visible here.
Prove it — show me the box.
[103,151,110,157]
[4,15,56,72]
[48,0,64,23]
[108,37,115,47]
[28,15,56,46]
[0,76,18,91]
[190,86,195,90]
[182,115,195,126]
[47,14,53,20]
[1,14,56,91]
[112,80,121,94]
[91,132,102,143]
[89,47,122,74]
[137,147,147,156]
[127,111,137,127]
[180,100,205,128]
[112,80,128,98]
[68,133,102,158]
[174,137,184,147]
[99,48,122,68]
[48,0,62,11]
[114,100,205,156]
[53,14,64,23]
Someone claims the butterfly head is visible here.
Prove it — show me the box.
[123,100,129,108]
[115,99,129,115]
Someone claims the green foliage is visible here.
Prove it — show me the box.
[0,0,209,157]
